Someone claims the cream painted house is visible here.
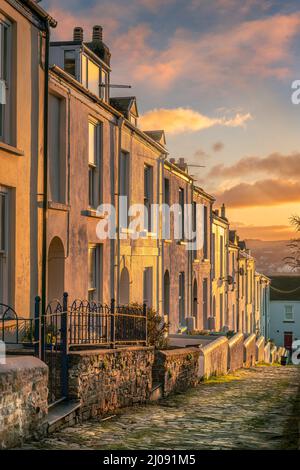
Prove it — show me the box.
[0,0,56,315]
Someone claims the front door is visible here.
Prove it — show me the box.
[284,332,293,350]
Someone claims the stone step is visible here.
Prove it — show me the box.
[47,400,81,434]
[150,382,163,401]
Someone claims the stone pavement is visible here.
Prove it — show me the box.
[24,366,300,450]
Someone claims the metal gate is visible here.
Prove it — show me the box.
[38,294,68,406]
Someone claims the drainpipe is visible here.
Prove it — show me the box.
[41,22,50,315]
[157,153,167,315]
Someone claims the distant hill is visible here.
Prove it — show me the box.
[245,239,297,276]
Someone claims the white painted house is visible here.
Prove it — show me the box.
[269,276,300,350]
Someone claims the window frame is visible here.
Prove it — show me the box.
[88,119,102,209]
[0,15,12,144]
[144,164,153,232]
[0,186,9,305]
[284,305,294,322]
[88,244,102,302]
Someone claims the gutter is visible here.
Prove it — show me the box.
[21,0,57,28]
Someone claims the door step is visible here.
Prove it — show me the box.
[47,400,81,434]
[150,382,163,401]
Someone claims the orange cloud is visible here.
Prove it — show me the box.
[206,152,300,180]
[231,223,294,241]
[215,179,300,208]
[140,107,252,134]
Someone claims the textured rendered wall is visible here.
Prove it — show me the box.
[0,357,48,449]
[199,336,229,379]
[256,336,265,363]
[228,333,244,372]
[243,333,256,367]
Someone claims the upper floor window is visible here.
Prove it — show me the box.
[120,151,129,228]
[220,235,224,278]
[88,120,102,208]
[144,165,153,232]
[203,205,208,259]
[179,188,185,240]
[48,94,66,203]
[284,305,294,322]
[82,54,109,102]
[64,50,76,77]
[0,17,11,143]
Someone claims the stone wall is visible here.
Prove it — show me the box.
[270,346,278,364]
[199,337,228,379]
[256,336,265,363]
[228,333,244,372]
[264,342,271,363]
[0,356,48,449]
[67,347,154,420]
[153,347,200,397]
[243,334,256,367]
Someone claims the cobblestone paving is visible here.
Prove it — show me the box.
[26,366,300,450]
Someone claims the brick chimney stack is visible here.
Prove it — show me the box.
[221,203,226,219]
[73,27,83,42]
[93,25,103,42]
[177,157,187,172]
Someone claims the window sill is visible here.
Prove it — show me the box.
[82,209,105,219]
[48,201,70,212]
[283,320,295,323]
[193,258,200,264]
[177,240,188,246]
[0,141,24,156]
[164,239,172,244]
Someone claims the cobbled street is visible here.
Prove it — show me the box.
[25,366,300,450]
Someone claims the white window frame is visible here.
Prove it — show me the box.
[88,119,102,209]
[88,244,102,302]
[0,186,9,305]
[0,15,11,144]
[284,305,294,322]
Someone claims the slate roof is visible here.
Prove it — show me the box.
[110,97,137,118]
[270,276,300,301]
[144,130,166,146]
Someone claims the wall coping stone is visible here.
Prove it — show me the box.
[200,336,228,354]
[244,333,256,347]
[0,356,48,374]
[228,332,244,347]
[256,336,265,348]
[156,347,200,358]
[68,346,154,357]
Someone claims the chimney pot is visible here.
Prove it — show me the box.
[93,25,103,42]
[169,158,175,164]
[73,27,83,42]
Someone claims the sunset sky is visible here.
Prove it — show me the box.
[44,0,300,241]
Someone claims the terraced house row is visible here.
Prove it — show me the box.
[0,0,270,337]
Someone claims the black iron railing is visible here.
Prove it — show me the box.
[0,295,148,405]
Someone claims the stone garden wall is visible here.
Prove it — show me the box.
[199,337,228,379]
[256,336,265,363]
[228,333,244,372]
[264,342,271,363]
[243,334,256,367]
[0,356,48,449]
[67,346,154,420]
[153,347,200,397]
